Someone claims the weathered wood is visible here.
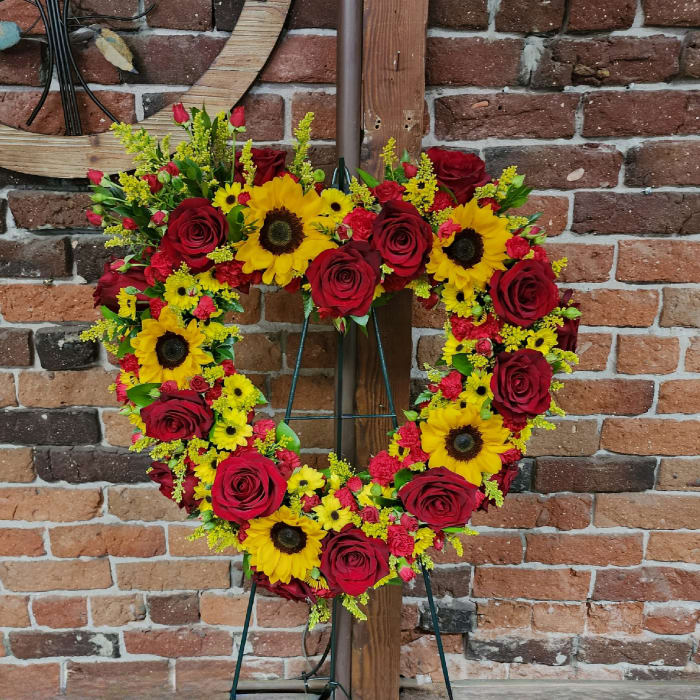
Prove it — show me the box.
[352,1,429,697]
[0,0,289,178]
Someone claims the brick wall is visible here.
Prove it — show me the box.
[1,0,699,695]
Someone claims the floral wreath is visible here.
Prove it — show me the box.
[83,105,580,626]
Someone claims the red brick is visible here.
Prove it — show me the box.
[124,627,232,657]
[270,374,335,411]
[429,0,488,29]
[596,493,700,530]
[594,566,700,602]
[645,606,698,635]
[526,533,643,566]
[237,93,285,142]
[427,38,523,87]
[65,661,170,698]
[257,597,310,627]
[575,289,658,327]
[471,494,591,530]
[534,456,655,493]
[661,288,700,327]
[556,378,654,415]
[488,144,621,190]
[578,637,692,666]
[32,596,87,628]
[261,35,336,83]
[587,602,644,635]
[682,31,700,78]
[0,91,134,136]
[50,524,166,558]
[473,567,591,601]
[574,192,700,235]
[574,333,611,371]
[618,240,700,284]
[0,596,30,627]
[233,332,282,372]
[0,284,98,322]
[101,410,132,447]
[8,190,92,229]
[527,419,599,456]
[0,42,42,86]
[167,524,226,557]
[658,379,700,414]
[291,92,335,140]
[510,195,569,237]
[567,0,636,30]
[176,658,284,691]
[0,560,112,592]
[617,335,679,374]
[149,593,200,624]
[657,458,700,491]
[532,603,586,633]
[645,0,700,26]
[116,561,230,590]
[476,600,532,630]
[287,330,337,369]
[582,91,700,138]
[69,0,139,29]
[533,36,680,88]
[0,487,101,521]
[229,287,261,325]
[251,628,329,657]
[496,0,565,32]
[687,336,700,372]
[416,333,444,368]
[0,373,16,407]
[199,592,248,626]
[544,243,613,283]
[601,418,700,455]
[647,532,700,564]
[432,533,523,565]
[0,664,60,700]
[435,93,579,141]
[265,289,306,323]
[271,410,334,450]
[627,140,700,186]
[0,528,45,556]
[18,368,117,408]
[147,0,211,29]
[0,0,43,33]
[108,486,188,521]
[0,329,33,367]
[90,594,146,627]
[288,0,337,28]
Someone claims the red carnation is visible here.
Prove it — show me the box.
[87,169,104,186]
[505,235,530,259]
[193,296,217,320]
[368,450,402,486]
[387,524,414,558]
[439,370,463,400]
[342,208,377,242]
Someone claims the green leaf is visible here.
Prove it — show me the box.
[226,207,244,242]
[403,409,419,422]
[451,353,474,377]
[116,336,135,358]
[376,496,401,508]
[122,286,141,295]
[400,149,411,164]
[276,421,301,455]
[302,291,314,319]
[414,390,433,406]
[370,483,382,497]
[393,468,413,490]
[350,314,369,327]
[356,167,379,188]
[100,305,120,322]
[126,383,162,408]
[242,552,252,579]
[256,389,267,406]
[443,526,465,534]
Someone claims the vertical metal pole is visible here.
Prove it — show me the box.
[230,578,257,700]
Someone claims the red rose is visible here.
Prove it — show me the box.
[342,208,377,242]
[320,525,391,596]
[505,235,530,259]
[398,467,482,528]
[490,260,559,328]
[142,174,162,194]
[253,571,318,603]
[211,452,286,524]
[371,200,433,280]
[172,103,189,124]
[149,461,200,512]
[360,506,379,523]
[368,450,402,486]
[306,241,381,319]
[387,524,414,558]
[235,147,287,186]
[490,349,553,422]
[426,147,489,205]
[141,388,215,441]
[230,106,245,128]
[189,375,209,393]
[160,198,229,272]
[93,261,149,312]
[372,180,405,203]
[86,210,102,226]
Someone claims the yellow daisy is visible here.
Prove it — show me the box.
[210,411,253,450]
[192,449,227,486]
[194,482,213,512]
[313,495,353,532]
[212,182,244,214]
[461,370,493,405]
[426,198,511,291]
[243,506,325,584]
[526,327,558,355]
[441,283,475,317]
[196,270,225,295]
[222,373,259,412]
[131,308,212,388]
[163,268,200,311]
[442,334,475,366]
[287,465,325,497]
[236,175,336,286]
[320,189,354,223]
[420,403,511,486]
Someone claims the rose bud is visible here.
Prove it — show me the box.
[172,103,189,124]
[399,566,416,582]
[87,169,104,186]
[86,210,103,226]
[230,106,245,127]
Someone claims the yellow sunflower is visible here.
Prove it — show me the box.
[420,403,511,485]
[131,308,212,388]
[426,198,511,292]
[320,188,354,223]
[236,175,336,286]
[243,506,326,584]
[442,334,475,365]
[212,182,244,214]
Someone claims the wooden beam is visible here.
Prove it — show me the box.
[352,1,429,698]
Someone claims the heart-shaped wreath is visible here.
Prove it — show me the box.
[83,105,580,626]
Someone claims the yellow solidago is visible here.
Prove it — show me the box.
[80,319,118,343]
[408,278,432,299]
[380,137,397,170]
[551,257,568,277]
[328,452,353,483]
[111,122,165,174]
[203,365,225,383]
[404,153,437,213]
[103,223,135,248]
[349,176,375,207]
[207,246,235,263]
[495,165,518,199]
[291,111,314,178]
[360,508,391,540]
[500,324,530,352]
[413,527,435,556]
[506,215,529,232]
[239,139,256,187]
[118,172,152,206]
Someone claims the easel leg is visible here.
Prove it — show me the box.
[229,578,257,700]
[421,562,454,700]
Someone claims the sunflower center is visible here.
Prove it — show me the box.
[535,337,544,347]
[226,426,237,436]
[456,291,465,303]
[330,202,342,212]
[156,332,190,369]
[446,229,484,269]
[260,208,304,254]
[446,425,483,461]
[234,388,243,396]
[476,386,487,396]
[177,287,187,296]
[330,510,340,521]
[226,194,237,205]
[271,522,307,554]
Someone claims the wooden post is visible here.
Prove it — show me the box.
[351,1,429,698]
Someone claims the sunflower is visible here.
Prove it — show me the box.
[131,308,212,388]
[244,506,326,584]
[287,465,325,497]
[420,403,511,485]
[426,198,511,292]
[313,495,353,531]
[212,182,244,214]
[526,327,557,355]
[163,268,200,311]
[441,283,475,317]
[210,411,252,450]
[320,189,354,223]
[236,175,336,286]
